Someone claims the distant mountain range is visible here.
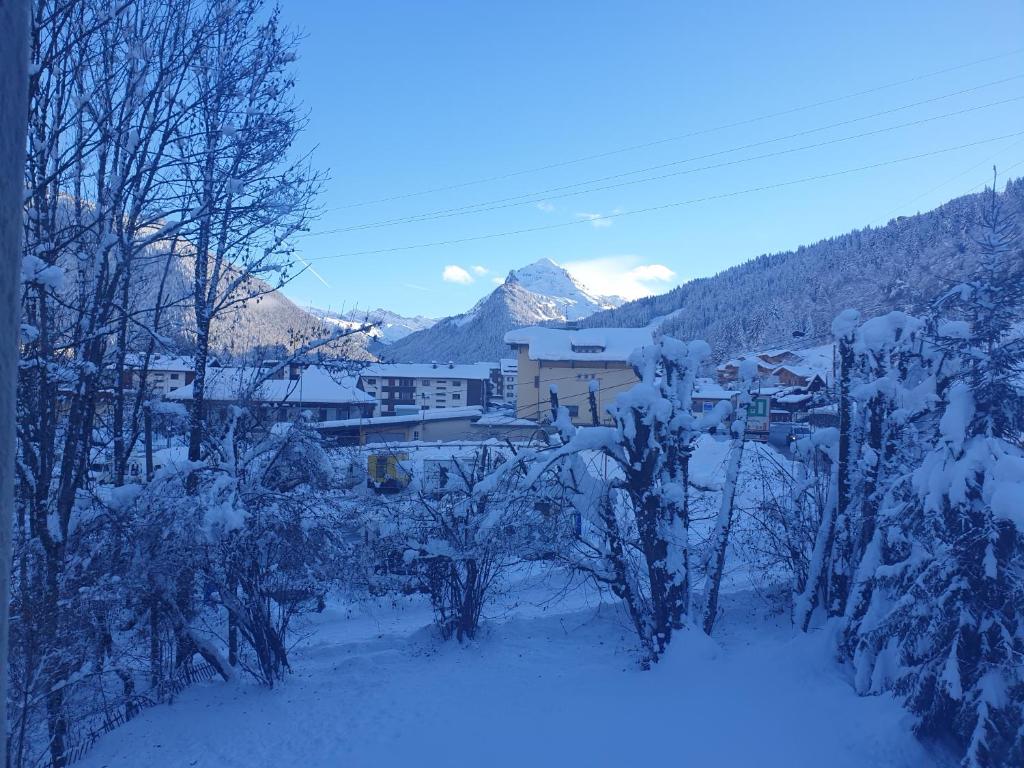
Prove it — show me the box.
[305,306,437,351]
[141,178,1024,367]
[584,178,1024,361]
[381,258,626,363]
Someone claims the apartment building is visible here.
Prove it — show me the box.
[504,326,653,426]
[123,354,196,396]
[499,357,518,403]
[358,362,492,417]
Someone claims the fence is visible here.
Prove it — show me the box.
[58,662,220,766]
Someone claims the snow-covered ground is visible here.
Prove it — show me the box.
[78,572,942,768]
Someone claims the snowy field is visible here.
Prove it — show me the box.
[79,572,943,768]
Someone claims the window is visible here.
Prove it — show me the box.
[451,393,461,400]
[170,373,180,380]
[566,405,579,417]
[452,380,462,387]
[435,380,446,385]
[366,378,376,385]
[421,379,431,386]
[534,375,539,388]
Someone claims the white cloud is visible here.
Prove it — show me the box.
[576,212,613,228]
[562,255,677,300]
[491,276,504,285]
[442,265,474,285]
[471,265,488,276]
[629,264,675,282]
[536,201,555,213]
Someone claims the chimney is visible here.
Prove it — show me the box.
[431,361,437,369]
[448,361,454,369]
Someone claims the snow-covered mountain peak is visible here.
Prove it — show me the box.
[506,258,624,320]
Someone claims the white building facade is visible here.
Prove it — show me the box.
[359,362,493,417]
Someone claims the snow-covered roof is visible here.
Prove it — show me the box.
[773,364,826,379]
[123,353,195,372]
[360,362,494,380]
[315,405,483,429]
[774,393,813,404]
[167,365,375,405]
[504,327,653,362]
[473,411,538,427]
[500,357,518,375]
[693,386,736,400]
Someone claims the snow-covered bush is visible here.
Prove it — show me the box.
[364,445,557,641]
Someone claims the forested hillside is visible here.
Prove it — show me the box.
[586,178,1024,359]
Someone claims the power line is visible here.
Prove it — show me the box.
[306,87,1024,236]
[328,47,1024,210]
[307,130,1024,262]
[872,138,1024,225]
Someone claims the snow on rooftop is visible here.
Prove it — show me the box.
[693,386,736,400]
[123,353,195,371]
[504,326,653,362]
[500,357,518,374]
[774,364,826,379]
[473,411,539,427]
[718,342,833,378]
[315,405,483,429]
[167,365,375,405]
[361,362,494,380]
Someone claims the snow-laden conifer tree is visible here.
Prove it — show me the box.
[489,335,726,661]
[845,175,1024,768]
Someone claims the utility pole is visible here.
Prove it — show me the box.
[0,0,31,757]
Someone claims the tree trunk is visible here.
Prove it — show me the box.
[703,395,750,635]
[1,2,31,762]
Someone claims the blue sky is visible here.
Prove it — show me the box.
[278,0,1024,318]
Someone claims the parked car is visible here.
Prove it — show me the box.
[768,421,811,449]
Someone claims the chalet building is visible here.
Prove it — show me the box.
[358,362,492,417]
[773,365,827,389]
[167,364,375,423]
[504,326,653,426]
[715,359,777,385]
[716,348,830,389]
[755,349,803,367]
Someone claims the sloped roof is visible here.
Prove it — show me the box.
[360,362,493,380]
[314,405,483,429]
[504,326,653,362]
[167,365,375,405]
[123,353,195,372]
